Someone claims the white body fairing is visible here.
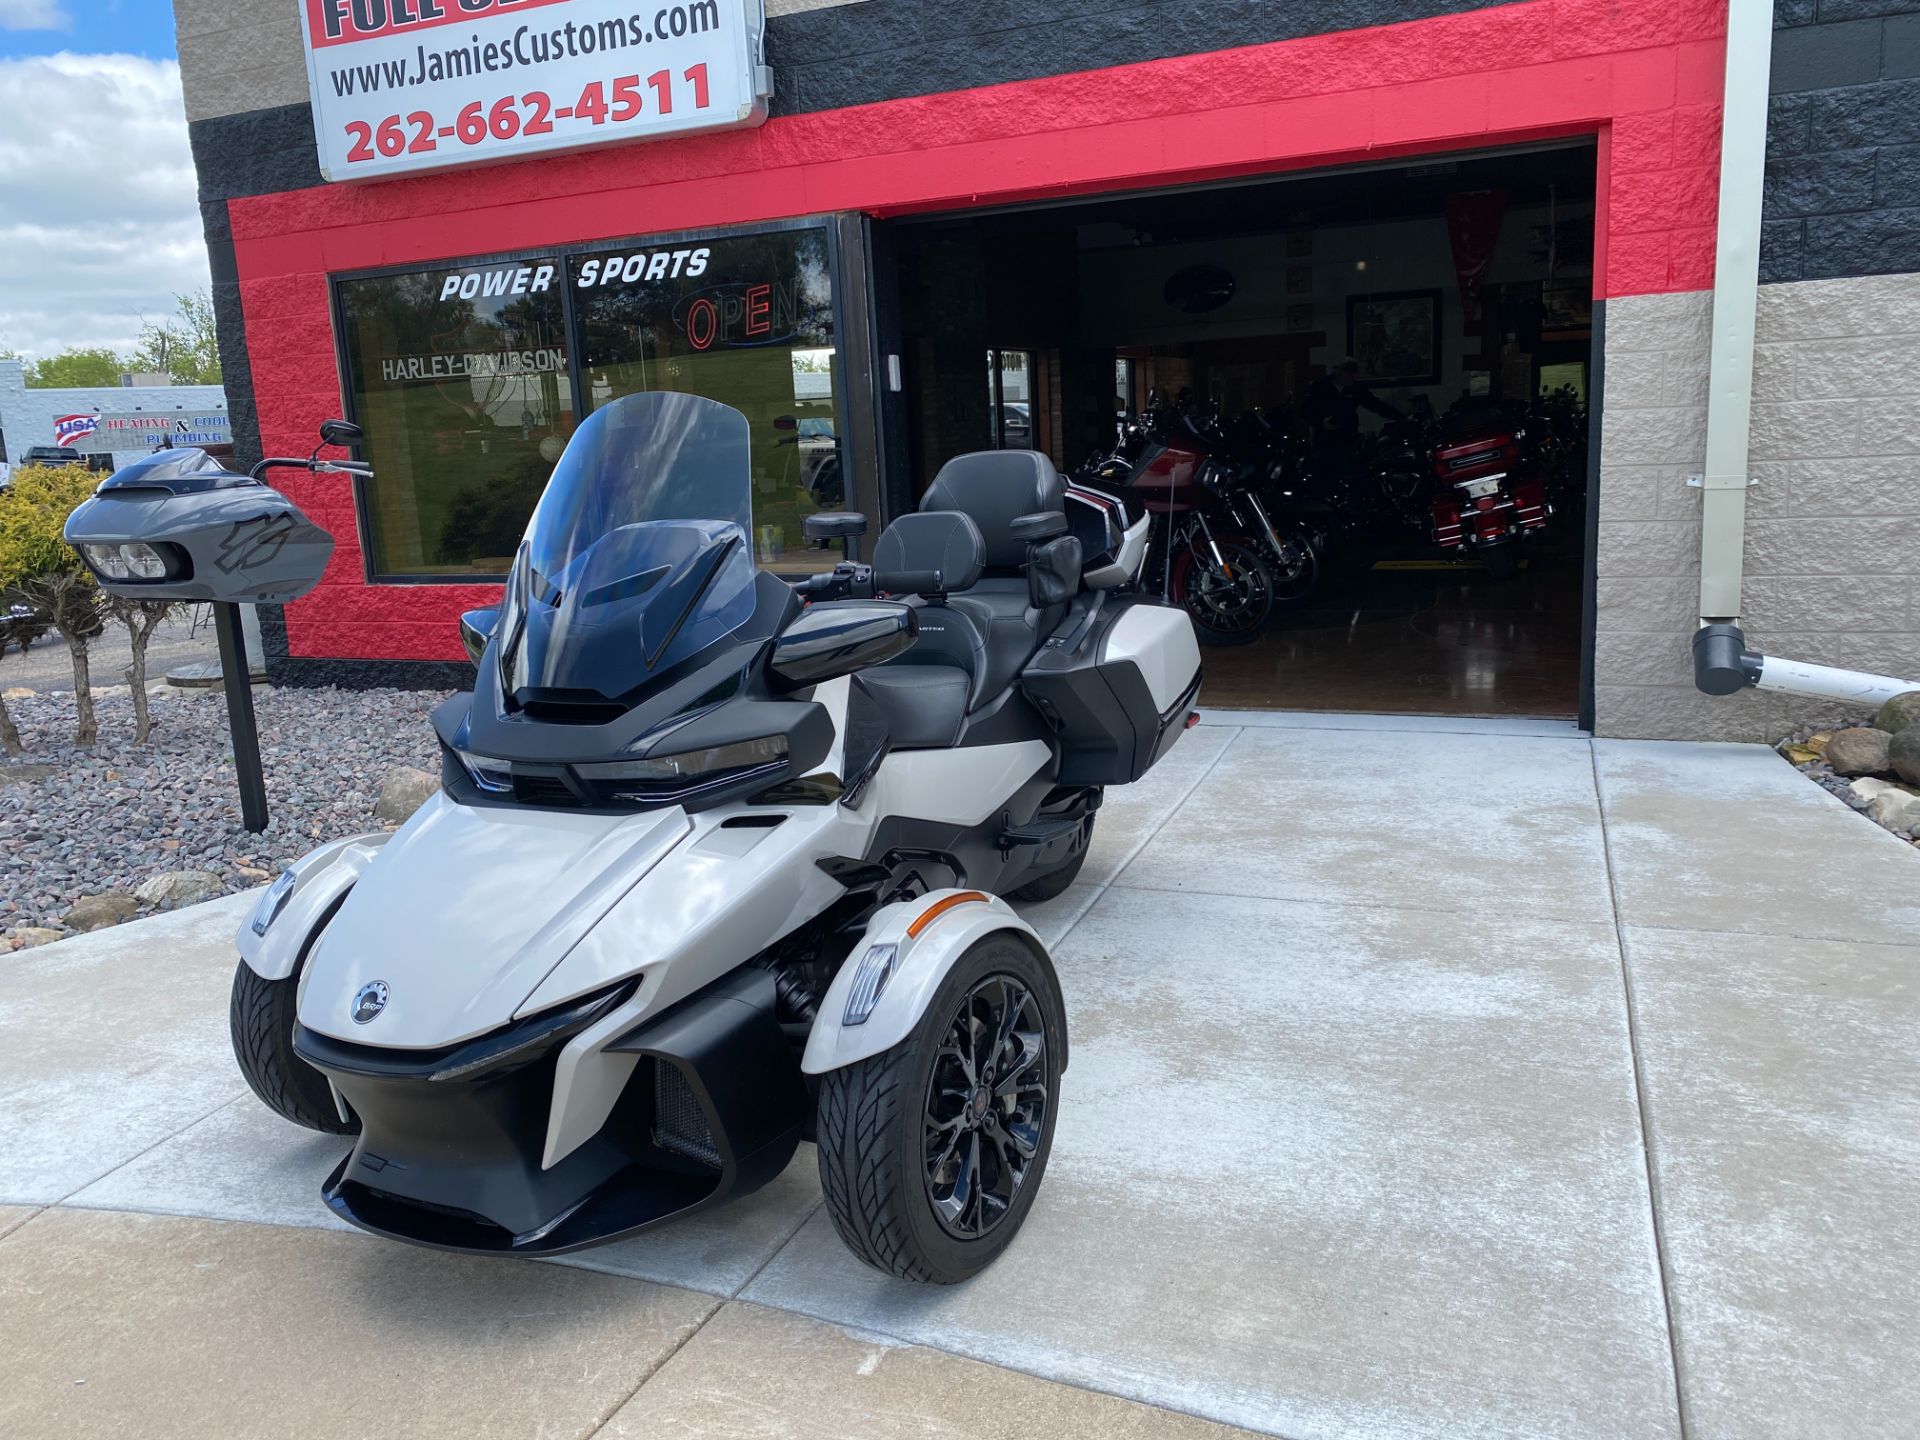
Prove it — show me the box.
[267,740,1057,1149]
[237,832,389,982]
[801,890,1042,1074]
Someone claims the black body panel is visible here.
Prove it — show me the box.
[307,969,805,1256]
[1022,597,1200,787]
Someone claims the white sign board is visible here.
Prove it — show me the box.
[299,0,770,182]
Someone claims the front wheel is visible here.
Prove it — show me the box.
[230,960,359,1134]
[816,933,1064,1283]
[1167,534,1275,646]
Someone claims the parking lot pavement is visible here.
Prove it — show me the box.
[0,717,1915,1439]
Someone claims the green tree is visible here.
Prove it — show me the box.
[131,291,222,385]
[0,465,107,746]
[25,348,126,388]
[101,592,184,744]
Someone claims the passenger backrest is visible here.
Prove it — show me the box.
[870,510,989,680]
[920,451,1066,573]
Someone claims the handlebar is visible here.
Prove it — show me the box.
[794,563,945,602]
[250,456,374,481]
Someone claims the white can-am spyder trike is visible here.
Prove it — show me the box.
[66,392,1201,1282]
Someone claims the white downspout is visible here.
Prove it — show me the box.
[1691,0,1920,704]
[1696,0,1773,629]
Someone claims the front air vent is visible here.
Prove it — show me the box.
[511,772,579,807]
[653,1061,721,1168]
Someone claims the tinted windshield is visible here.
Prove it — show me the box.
[499,392,757,702]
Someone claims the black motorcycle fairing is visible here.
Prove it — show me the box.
[446,569,801,766]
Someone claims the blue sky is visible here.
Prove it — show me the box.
[0,0,178,61]
[0,0,207,360]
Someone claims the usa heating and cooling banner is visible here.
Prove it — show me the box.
[299,0,770,182]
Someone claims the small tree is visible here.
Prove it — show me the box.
[132,292,222,385]
[24,347,126,388]
[102,594,183,744]
[0,465,106,746]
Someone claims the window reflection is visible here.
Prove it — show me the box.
[337,259,574,578]
[570,230,840,573]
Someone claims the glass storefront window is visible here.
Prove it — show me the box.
[337,258,575,579]
[569,228,839,573]
[986,349,1033,450]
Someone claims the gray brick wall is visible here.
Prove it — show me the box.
[1764,0,1920,282]
[1594,275,1920,740]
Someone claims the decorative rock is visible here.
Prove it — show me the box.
[133,869,223,908]
[1873,690,1920,734]
[374,766,440,823]
[235,866,271,882]
[63,894,139,933]
[13,927,63,948]
[1824,726,1892,776]
[1867,790,1920,833]
[1850,776,1915,804]
[1890,725,1920,786]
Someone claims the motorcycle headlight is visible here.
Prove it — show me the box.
[576,736,788,796]
[80,542,182,583]
[454,748,513,793]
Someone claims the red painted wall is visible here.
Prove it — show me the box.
[230,0,1728,665]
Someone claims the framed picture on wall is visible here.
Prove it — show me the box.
[1541,282,1593,340]
[1286,265,1313,295]
[1286,304,1313,332]
[1286,231,1311,258]
[1346,289,1441,387]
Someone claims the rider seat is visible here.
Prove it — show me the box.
[856,453,1079,749]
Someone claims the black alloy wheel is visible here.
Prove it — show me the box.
[815,931,1065,1283]
[922,975,1049,1239]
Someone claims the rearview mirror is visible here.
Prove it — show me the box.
[459,606,499,666]
[319,419,364,448]
[769,601,916,690]
[803,511,868,545]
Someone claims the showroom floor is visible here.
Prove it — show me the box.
[3,715,1916,1439]
[1201,548,1585,716]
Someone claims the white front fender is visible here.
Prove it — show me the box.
[234,832,390,980]
[802,890,1049,1074]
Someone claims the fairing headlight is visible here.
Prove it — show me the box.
[249,868,298,936]
[575,736,788,798]
[80,542,183,583]
[454,748,513,793]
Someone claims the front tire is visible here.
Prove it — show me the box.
[230,960,359,1135]
[816,932,1064,1283]
[1168,535,1275,646]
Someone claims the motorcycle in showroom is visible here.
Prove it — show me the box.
[1422,405,1552,580]
[1078,399,1315,645]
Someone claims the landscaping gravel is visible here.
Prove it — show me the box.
[2,684,450,945]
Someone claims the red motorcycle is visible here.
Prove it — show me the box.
[1425,412,1550,580]
[1077,403,1277,646]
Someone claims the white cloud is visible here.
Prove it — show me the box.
[0,0,70,32]
[0,53,210,363]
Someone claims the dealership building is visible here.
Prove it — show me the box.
[172,0,1920,737]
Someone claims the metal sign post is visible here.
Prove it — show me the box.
[212,600,270,832]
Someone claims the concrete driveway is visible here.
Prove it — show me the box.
[2,713,1916,1440]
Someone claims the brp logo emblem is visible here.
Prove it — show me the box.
[350,980,389,1024]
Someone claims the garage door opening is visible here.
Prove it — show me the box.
[877,143,1598,720]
